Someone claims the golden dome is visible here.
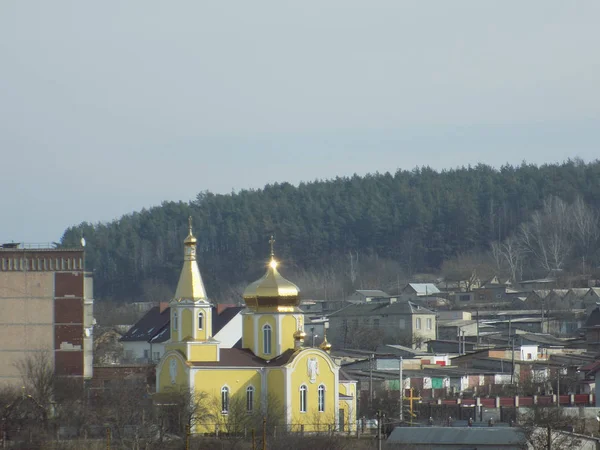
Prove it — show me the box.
[320,339,332,352]
[293,329,307,341]
[242,236,300,310]
[319,334,332,352]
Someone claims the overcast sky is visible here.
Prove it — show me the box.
[1,1,599,243]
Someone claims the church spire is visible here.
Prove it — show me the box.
[173,216,208,302]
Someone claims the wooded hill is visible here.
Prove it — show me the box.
[60,160,600,303]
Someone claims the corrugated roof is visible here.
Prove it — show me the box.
[329,300,435,317]
[355,289,389,297]
[406,283,441,295]
[386,427,526,445]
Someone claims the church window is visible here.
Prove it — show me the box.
[173,312,178,331]
[318,385,325,412]
[415,318,422,330]
[221,386,229,413]
[246,386,254,412]
[299,385,307,413]
[263,324,272,355]
[198,312,204,330]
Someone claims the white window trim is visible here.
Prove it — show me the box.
[263,324,272,355]
[318,384,326,412]
[198,311,204,330]
[246,385,255,412]
[299,384,308,413]
[221,385,230,414]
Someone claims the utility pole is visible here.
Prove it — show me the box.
[510,336,515,384]
[399,356,403,423]
[556,366,561,409]
[476,309,480,346]
[377,410,383,450]
[369,354,374,409]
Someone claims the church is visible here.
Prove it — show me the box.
[155,220,356,433]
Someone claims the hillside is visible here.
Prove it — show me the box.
[60,160,600,303]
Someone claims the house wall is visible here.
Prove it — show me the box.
[122,341,165,362]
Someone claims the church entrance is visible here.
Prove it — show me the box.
[338,408,345,431]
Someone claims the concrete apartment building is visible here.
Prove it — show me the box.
[0,243,93,385]
[328,299,436,350]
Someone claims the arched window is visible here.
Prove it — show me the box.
[263,324,272,355]
[299,385,307,413]
[221,386,229,413]
[173,312,178,331]
[246,386,254,412]
[198,312,204,330]
[318,384,325,412]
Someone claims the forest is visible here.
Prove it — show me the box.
[59,159,600,304]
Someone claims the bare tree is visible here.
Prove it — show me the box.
[491,236,525,283]
[519,197,573,272]
[14,350,55,407]
[441,252,495,291]
[519,406,581,450]
[348,250,359,287]
[571,196,600,266]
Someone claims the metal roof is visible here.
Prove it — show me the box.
[386,426,526,447]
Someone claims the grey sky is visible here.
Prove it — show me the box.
[1,1,599,243]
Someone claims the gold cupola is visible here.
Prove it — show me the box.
[319,330,332,353]
[173,217,208,302]
[243,236,300,311]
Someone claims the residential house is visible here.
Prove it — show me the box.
[121,303,244,363]
[582,307,600,353]
[120,303,170,363]
[544,289,570,310]
[564,288,592,309]
[471,277,511,303]
[519,277,558,291]
[347,289,389,302]
[523,290,552,308]
[582,288,600,313]
[437,319,496,341]
[400,283,441,301]
[328,300,436,350]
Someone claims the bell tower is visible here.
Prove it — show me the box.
[167,217,218,362]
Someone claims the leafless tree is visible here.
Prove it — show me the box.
[491,236,525,283]
[348,250,359,286]
[571,196,600,266]
[14,350,55,407]
[519,406,581,450]
[441,252,495,291]
[519,197,573,272]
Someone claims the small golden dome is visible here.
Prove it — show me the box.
[184,216,197,245]
[293,329,307,341]
[319,337,332,352]
[243,236,300,310]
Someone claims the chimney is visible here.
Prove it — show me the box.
[159,302,169,313]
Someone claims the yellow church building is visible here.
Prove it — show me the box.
[155,221,356,433]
